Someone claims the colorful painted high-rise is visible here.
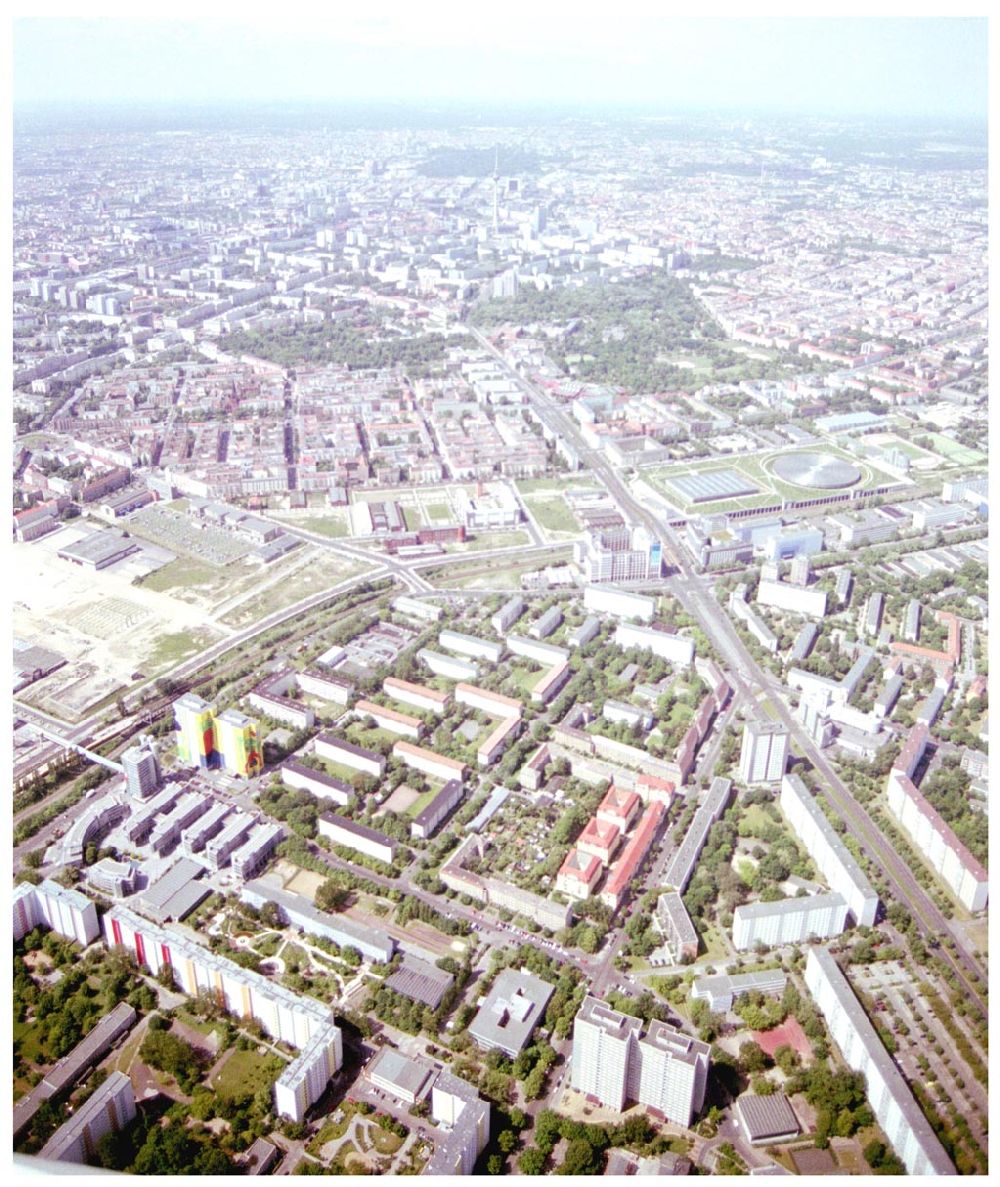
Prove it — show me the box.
[215,708,263,777]
[173,694,217,768]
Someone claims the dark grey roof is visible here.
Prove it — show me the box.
[735,1094,800,1142]
[386,957,454,1009]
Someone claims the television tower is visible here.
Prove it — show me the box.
[492,144,500,233]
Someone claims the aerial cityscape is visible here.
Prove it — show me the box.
[11,14,988,1179]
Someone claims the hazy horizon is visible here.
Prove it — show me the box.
[13,16,989,121]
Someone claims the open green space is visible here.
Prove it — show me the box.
[423,502,453,521]
[212,1046,285,1100]
[404,785,441,818]
[448,529,532,552]
[147,628,221,674]
[136,556,219,592]
[927,434,986,465]
[525,496,581,534]
[295,516,349,538]
[516,476,591,494]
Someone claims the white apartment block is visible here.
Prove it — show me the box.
[392,595,442,622]
[455,682,523,720]
[571,996,709,1126]
[886,772,988,912]
[738,720,789,784]
[104,906,341,1122]
[318,813,397,865]
[273,1023,343,1122]
[584,584,655,622]
[418,648,479,682]
[780,774,879,926]
[354,699,423,740]
[314,734,385,778]
[383,676,450,715]
[40,1071,136,1163]
[614,622,694,666]
[805,947,955,1176]
[732,892,849,951]
[13,879,100,947]
[505,633,569,666]
[756,579,827,619]
[438,629,505,663]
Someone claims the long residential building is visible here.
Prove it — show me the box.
[411,779,465,840]
[601,801,667,912]
[383,676,451,715]
[418,648,479,681]
[491,595,526,635]
[805,947,955,1177]
[662,777,733,893]
[393,740,468,783]
[354,699,424,740]
[732,892,849,951]
[440,835,571,930]
[314,734,386,778]
[886,771,988,912]
[241,881,394,963]
[756,579,827,618]
[39,1071,136,1164]
[506,633,569,666]
[318,812,397,865]
[455,682,523,720]
[103,906,342,1122]
[654,891,699,964]
[281,760,352,806]
[780,774,879,926]
[438,629,505,663]
[614,622,694,666]
[531,660,571,705]
[583,584,655,622]
[477,715,522,767]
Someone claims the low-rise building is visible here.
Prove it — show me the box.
[411,779,465,840]
[318,813,397,865]
[468,968,555,1058]
[314,734,385,778]
[556,848,604,899]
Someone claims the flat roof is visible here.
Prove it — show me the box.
[366,1047,435,1099]
[135,857,210,923]
[56,528,138,565]
[734,891,846,921]
[386,957,455,1009]
[468,968,555,1055]
[736,1093,801,1142]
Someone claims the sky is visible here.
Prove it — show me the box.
[9,6,991,120]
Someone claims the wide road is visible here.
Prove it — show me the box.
[467,325,987,1014]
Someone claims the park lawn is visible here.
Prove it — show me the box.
[510,662,542,697]
[315,756,363,784]
[13,1017,53,1067]
[173,1008,217,1037]
[403,506,424,531]
[738,803,776,838]
[212,1047,285,1101]
[371,1126,405,1155]
[516,476,580,494]
[423,502,453,521]
[525,496,581,534]
[345,722,398,751]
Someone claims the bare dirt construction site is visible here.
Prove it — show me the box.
[13,524,371,723]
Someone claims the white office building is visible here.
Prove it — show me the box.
[756,580,827,619]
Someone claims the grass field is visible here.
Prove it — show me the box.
[404,785,440,818]
[219,553,369,627]
[300,517,349,538]
[927,434,986,465]
[449,529,532,552]
[515,476,593,494]
[147,627,221,673]
[137,556,219,593]
[525,496,581,534]
[212,1047,285,1100]
[424,503,453,521]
